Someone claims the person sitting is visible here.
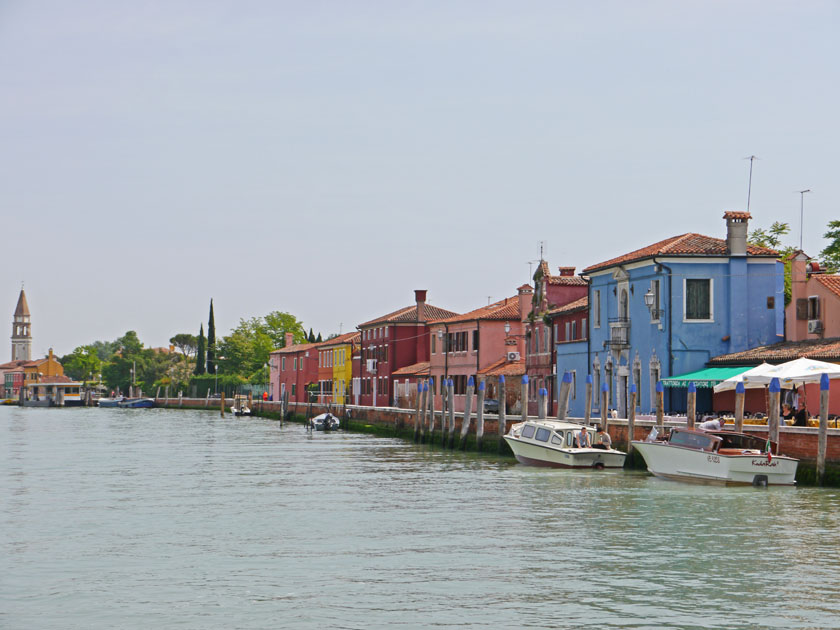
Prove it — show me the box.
[594,425,612,450]
[575,426,591,448]
[698,417,724,431]
[793,404,808,427]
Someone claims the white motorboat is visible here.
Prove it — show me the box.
[230,395,251,417]
[631,427,798,486]
[504,420,626,469]
[310,412,340,431]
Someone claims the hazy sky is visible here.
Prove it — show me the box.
[2,1,837,358]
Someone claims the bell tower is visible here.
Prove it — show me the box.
[11,287,31,362]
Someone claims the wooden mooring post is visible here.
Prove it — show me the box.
[557,371,572,421]
[447,379,456,448]
[768,377,781,454]
[627,383,637,453]
[498,375,507,452]
[476,379,485,452]
[459,377,475,450]
[520,375,528,425]
[427,378,435,443]
[414,380,424,443]
[584,374,592,426]
[600,381,608,430]
[655,381,664,433]
[686,382,696,429]
[220,391,225,418]
[537,387,547,420]
[817,373,830,485]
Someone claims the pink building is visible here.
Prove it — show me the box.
[428,295,525,413]
[786,252,840,341]
[356,290,457,407]
[270,332,324,404]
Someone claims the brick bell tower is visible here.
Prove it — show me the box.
[11,287,31,362]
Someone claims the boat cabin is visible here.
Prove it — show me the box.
[666,428,773,455]
[514,422,592,448]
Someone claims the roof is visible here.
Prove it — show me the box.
[536,260,587,286]
[660,366,752,388]
[14,289,30,317]
[547,296,588,316]
[723,211,752,220]
[429,296,520,325]
[582,233,779,275]
[28,375,75,385]
[815,274,840,299]
[392,361,430,377]
[359,303,458,328]
[707,337,840,366]
[317,331,361,348]
[478,358,526,377]
[0,359,29,370]
[270,341,324,355]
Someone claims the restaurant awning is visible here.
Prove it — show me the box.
[660,366,752,388]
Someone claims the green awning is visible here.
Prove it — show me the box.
[661,366,752,388]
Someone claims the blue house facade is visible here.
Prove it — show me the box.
[556,212,784,417]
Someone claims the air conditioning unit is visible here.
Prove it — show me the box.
[506,351,521,361]
[808,319,824,334]
[366,359,377,373]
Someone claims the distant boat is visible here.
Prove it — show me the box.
[117,398,155,409]
[230,395,251,417]
[98,396,125,408]
[310,413,340,431]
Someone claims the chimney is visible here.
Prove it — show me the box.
[517,284,533,321]
[284,332,294,347]
[557,266,575,276]
[723,211,751,256]
[415,289,427,321]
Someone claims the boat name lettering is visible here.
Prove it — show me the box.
[706,455,720,464]
[751,459,778,468]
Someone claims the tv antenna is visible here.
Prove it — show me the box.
[744,155,759,211]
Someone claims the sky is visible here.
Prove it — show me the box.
[1,0,838,359]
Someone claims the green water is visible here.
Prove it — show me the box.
[3,406,839,629]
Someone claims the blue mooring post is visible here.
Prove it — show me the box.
[584,374,593,426]
[687,382,697,429]
[498,375,507,452]
[538,387,547,419]
[818,373,830,484]
[557,371,573,420]
[628,383,637,453]
[476,379,486,452]
[768,377,781,453]
[520,375,529,424]
[414,380,423,443]
[459,376,475,450]
[735,381,746,432]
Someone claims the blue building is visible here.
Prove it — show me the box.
[556,212,784,417]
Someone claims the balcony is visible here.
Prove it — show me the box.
[607,317,630,348]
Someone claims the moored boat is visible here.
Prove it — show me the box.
[117,397,155,409]
[631,427,798,486]
[230,395,251,417]
[310,412,340,431]
[98,396,125,408]
[504,420,626,469]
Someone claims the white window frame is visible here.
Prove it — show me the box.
[683,278,714,323]
[593,290,601,328]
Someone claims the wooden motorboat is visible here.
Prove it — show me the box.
[230,395,251,417]
[310,413,340,431]
[504,420,626,469]
[631,427,798,486]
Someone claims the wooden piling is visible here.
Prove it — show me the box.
[600,382,608,430]
[768,377,781,453]
[655,381,664,432]
[447,379,456,448]
[220,391,226,418]
[817,373,830,485]
[627,384,637,453]
[734,382,745,432]
[498,376,507,451]
[459,377,474,450]
[439,378,447,441]
[414,380,423,443]
[520,375,529,425]
[537,387,547,420]
[584,374,592,426]
[686,382,696,429]
[476,378,486,452]
[427,378,435,442]
[557,372,572,421]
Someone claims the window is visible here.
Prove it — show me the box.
[535,427,550,442]
[521,424,536,439]
[281,357,286,371]
[651,280,661,322]
[551,433,564,445]
[291,384,296,396]
[565,322,570,341]
[431,335,436,354]
[685,279,713,321]
[571,321,577,340]
[472,330,479,352]
[808,296,820,320]
[593,290,601,327]
[582,318,587,339]
[293,358,298,371]
[543,327,548,353]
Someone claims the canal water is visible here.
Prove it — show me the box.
[3,407,840,629]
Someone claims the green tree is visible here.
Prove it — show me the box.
[207,299,216,375]
[820,220,840,273]
[214,311,306,380]
[262,311,307,347]
[62,345,102,382]
[194,324,206,375]
[307,328,315,343]
[748,221,795,304]
[170,333,197,358]
[316,332,322,342]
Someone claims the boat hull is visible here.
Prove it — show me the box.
[504,436,626,469]
[117,398,155,409]
[632,440,798,486]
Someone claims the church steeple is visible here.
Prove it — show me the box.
[11,287,31,362]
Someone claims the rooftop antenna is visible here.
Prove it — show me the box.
[339,322,343,334]
[487,295,492,305]
[539,240,546,261]
[744,155,759,211]
[798,189,811,250]
[527,260,540,280]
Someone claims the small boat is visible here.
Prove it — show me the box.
[117,397,155,409]
[310,412,340,431]
[230,395,251,417]
[504,420,626,469]
[98,396,125,408]
[631,427,798,486]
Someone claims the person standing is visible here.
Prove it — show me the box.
[793,404,808,427]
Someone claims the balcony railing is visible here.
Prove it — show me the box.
[607,317,630,348]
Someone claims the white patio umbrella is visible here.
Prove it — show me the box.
[713,363,780,392]
[732,357,840,390]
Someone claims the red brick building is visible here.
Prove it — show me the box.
[356,290,457,407]
[270,332,324,404]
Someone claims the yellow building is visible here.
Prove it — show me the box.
[319,332,359,405]
[23,348,65,386]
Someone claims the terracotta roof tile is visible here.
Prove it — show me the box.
[815,274,840,299]
[0,359,29,370]
[359,303,458,327]
[723,211,752,220]
[392,361,430,376]
[547,275,588,286]
[318,331,361,348]
[548,295,588,316]
[478,358,526,377]
[270,341,325,355]
[707,337,840,365]
[429,296,520,324]
[582,233,779,274]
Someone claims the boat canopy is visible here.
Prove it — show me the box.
[660,366,752,389]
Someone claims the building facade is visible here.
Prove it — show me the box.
[786,252,840,341]
[556,211,784,417]
[270,332,323,404]
[317,331,360,405]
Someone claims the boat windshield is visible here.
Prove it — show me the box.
[551,432,564,445]
[713,432,771,452]
[535,427,551,442]
[668,430,720,451]
[521,424,536,439]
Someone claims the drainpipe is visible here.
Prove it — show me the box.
[653,257,673,413]
[585,276,591,380]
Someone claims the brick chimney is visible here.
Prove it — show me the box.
[284,332,294,347]
[557,266,575,276]
[723,211,751,256]
[518,284,533,321]
[415,289,427,321]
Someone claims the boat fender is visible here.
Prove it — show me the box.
[752,474,769,488]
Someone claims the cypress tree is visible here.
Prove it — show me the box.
[207,299,216,375]
[316,332,322,342]
[308,328,315,343]
[194,324,206,375]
